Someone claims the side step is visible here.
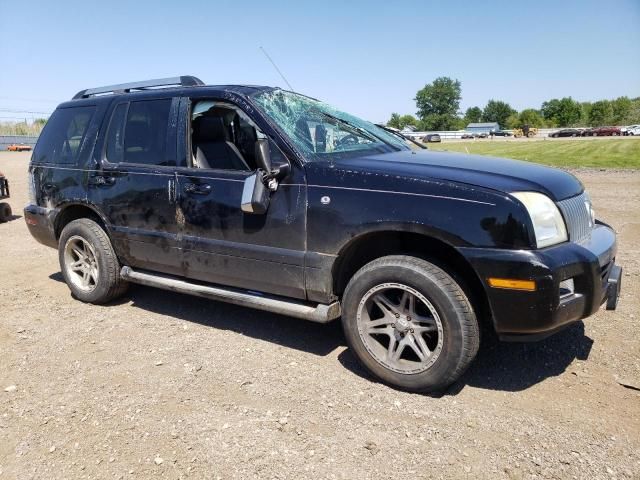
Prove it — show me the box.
[120,266,341,323]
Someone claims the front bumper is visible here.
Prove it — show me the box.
[460,223,621,341]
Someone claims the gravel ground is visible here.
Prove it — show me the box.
[1,152,639,479]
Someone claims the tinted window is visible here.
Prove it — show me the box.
[105,103,127,163]
[121,99,172,166]
[33,106,95,164]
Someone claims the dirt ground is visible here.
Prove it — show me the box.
[1,152,639,479]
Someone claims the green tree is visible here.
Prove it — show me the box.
[629,97,640,124]
[611,96,632,125]
[541,97,581,127]
[387,113,418,129]
[482,100,516,128]
[418,114,461,131]
[463,106,482,124]
[588,100,613,126]
[415,77,462,130]
[516,109,545,128]
[399,114,418,129]
[505,113,520,129]
[387,113,402,129]
[579,102,591,127]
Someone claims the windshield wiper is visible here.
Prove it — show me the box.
[374,124,427,150]
[316,111,402,151]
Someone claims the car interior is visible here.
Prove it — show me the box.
[190,100,259,171]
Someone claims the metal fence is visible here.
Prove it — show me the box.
[0,135,39,150]
[401,128,564,140]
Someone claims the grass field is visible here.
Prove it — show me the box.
[428,137,640,169]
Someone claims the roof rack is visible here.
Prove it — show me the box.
[72,75,204,100]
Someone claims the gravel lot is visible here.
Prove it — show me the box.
[1,152,639,479]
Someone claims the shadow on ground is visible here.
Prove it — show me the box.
[124,283,344,357]
[339,323,593,394]
[0,214,22,223]
[48,274,594,394]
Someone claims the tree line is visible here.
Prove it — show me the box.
[0,118,47,136]
[387,77,640,131]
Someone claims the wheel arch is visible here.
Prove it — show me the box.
[331,229,493,332]
[54,202,111,241]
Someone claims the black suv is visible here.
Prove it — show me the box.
[25,76,622,392]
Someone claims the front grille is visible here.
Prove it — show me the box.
[557,192,592,244]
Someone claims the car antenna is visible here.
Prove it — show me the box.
[259,46,295,92]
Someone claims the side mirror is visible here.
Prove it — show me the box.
[255,137,272,172]
[255,136,290,180]
[241,171,270,214]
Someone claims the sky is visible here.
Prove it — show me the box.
[0,0,639,123]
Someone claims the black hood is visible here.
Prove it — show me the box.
[334,149,584,201]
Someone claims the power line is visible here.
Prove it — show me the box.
[0,96,59,103]
[0,108,52,115]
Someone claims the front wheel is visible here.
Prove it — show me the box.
[58,218,128,303]
[341,256,479,392]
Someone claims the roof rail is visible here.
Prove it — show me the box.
[72,76,204,100]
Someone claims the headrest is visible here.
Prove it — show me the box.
[194,116,229,142]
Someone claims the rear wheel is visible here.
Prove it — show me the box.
[341,255,479,392]
[58,218,128,303]
[0,202,11,222]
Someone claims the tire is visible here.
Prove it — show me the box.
[58,218,128,303]
[0,202,11,222]
[341,255,479,392]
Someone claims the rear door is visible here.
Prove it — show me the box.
[90,97,183,275]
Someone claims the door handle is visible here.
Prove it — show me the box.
[88,175,115,187]
[184,183,211,195]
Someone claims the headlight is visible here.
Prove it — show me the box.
[584,196,595,227]
[512,192,568,248]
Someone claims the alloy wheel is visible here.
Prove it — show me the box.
[356,283,444,374]
[64,235,99,292]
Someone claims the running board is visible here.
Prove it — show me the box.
[120,266,341,323]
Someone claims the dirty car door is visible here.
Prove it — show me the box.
[91,97,182,275]
[177,96,307,299]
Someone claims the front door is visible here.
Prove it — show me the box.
[176,97,307,299]
[91,97,182,275]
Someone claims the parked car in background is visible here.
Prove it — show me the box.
[622,125,640,136]
[490,129,512,137]
[6,144,32,152]
[461,131,488,139]
[550,128,583,138]
[584,126,622,136]
[422,133,441,143]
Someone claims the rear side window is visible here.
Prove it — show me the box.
[33,106,95,164]
[105,99,172,166]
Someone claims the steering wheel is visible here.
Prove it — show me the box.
[337,134,359,147]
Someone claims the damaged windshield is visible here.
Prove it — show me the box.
[252,89,409,160]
